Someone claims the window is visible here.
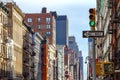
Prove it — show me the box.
[46,32,51,36]
[27,18,32,22]
[46,25,50,29]
[38,18,40,22]
[118,36,120,51]
[46,17,50,23]
[38,25,41,29]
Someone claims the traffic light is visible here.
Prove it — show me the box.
[96,62,104,76]
[89,8,96,30]
[103,62,114,75]
[96,61,114,76]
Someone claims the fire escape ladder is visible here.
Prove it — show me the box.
[108,0,113,9]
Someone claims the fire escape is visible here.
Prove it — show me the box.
[23,32,36,80]
[108,0,120,79]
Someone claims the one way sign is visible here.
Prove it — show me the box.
[82,31,104,38]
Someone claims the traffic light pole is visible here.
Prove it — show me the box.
[88,8,96,80]
[92,38,96,80]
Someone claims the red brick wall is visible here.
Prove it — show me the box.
[24,13,54,44]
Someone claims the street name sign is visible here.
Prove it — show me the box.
[83,31,104,38]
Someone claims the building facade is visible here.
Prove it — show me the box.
[41,38,49,80]
[116,0,120,79]
[56,15,69,46]
[33,32,43,80]
[0,2,14,79]
[22,21,35,80]
[24,7,57,46]
[56,45,65,80]
[68,36,79,55]
[68,36,79,80]
[78,51,83,80]
[7,2,24,79]
[96,0,120,80]
[24,8,57,80]
[64,46,70,80]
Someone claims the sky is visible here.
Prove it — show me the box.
[9,0,96,79]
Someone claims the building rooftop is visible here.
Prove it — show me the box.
[57,15,67,20]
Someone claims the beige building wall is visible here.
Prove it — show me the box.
[12,8,24,78]
[48,45,56,80]
[7,2,25,79]
[0,6,9,79]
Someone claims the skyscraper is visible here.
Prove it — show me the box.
[68,36,83,80]
[79,51,83,80]
[68,36,79,54]
[56,15,68,45]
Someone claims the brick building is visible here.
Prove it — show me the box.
[24,7,57,46]
[24,7,57,80]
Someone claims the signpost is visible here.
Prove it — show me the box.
[83,30,104,80]
[82,31,104,38]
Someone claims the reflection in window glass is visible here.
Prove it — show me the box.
[38,18,40,22]
[28,18,32,22]
[46,18,50,23]
[38,25,41,29]
[46,25,50,29]
[46,32,51,36]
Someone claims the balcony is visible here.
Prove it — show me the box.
[2,17,9,27]
[1,45,11,60]
[108,0,113,9]
[31,41,35,46]
[23,43,29,50]
[3,55,11,60]
[23,66,30,77]
[30,68,35,73]
[1,35,8,44]
[23,57,30,66]
[23,72,29,77]
[31,63,35,68]
[114,50,120,69]
[31,50,36,56]
[0,2,9,15]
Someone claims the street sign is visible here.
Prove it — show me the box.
[83,31,104,38]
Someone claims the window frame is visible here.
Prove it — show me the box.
[37,18,41,22]
[38,25,41,29]
[27,18,32,22]
[46,25,51,29]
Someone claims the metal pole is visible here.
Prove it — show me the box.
[92,38,96,80]
[88,38,91,80]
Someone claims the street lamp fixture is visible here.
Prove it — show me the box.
[85,56,90,64]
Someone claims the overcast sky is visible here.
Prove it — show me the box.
[10,0,96,79]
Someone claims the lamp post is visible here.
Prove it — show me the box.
[85,56,90,80]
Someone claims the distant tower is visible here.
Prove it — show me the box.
[79,51,83,80]
[56,15,69,46]
[68,36,79,54]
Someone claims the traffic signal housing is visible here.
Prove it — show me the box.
[89,8,96,30]
[103,62,114,75]
[96,62,114,76]
[96,62,104,76]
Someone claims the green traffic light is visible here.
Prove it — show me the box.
[89,21,95,27]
